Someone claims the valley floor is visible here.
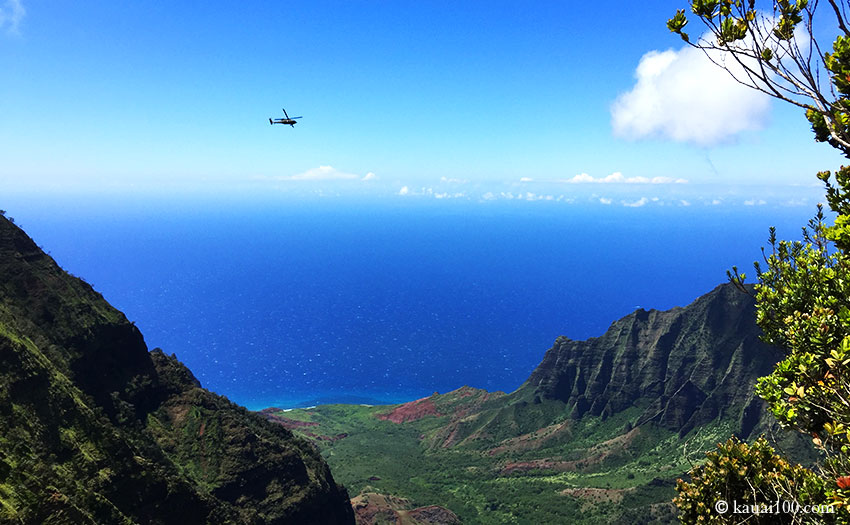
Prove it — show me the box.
[261,388,745,524]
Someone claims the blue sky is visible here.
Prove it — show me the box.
[0,1,844,206]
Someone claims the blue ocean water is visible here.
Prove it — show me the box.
[10,198,821,409]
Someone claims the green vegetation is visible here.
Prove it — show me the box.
[270,388,752,524]
[0,206,796,523]
[669,1,850,522]
[0,216,355,524]
[260,282,812,524]
[675,437,830,524]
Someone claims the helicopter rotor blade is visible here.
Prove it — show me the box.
[282,108,290,119]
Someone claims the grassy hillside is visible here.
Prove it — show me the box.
[0,215,355,524]
[266,389,736,523]
[263,284,818,524]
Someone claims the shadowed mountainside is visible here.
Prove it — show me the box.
[523,282,781,436]
[0,215,355,524]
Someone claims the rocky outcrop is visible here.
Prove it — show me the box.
[523,283,782,436]
[350,492,461,525]
[0,215,355,524]
[262,284,811,524]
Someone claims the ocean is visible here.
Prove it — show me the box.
[9,196,822,410]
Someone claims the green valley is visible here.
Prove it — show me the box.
[264,284,814,524]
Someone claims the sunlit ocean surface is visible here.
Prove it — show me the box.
[13,198,821,409]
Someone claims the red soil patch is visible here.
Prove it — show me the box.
[498,427,644,475]
[487,420,573,456]
[350,492,460,525]
[405,505,462,524]
[440,426,463,448]
[377,397,441,423]
[452,386,476,398]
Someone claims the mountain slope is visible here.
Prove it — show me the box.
[521,282,781,436]
[0,215,355,524]
[268,284,809,524]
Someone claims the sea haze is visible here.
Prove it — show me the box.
[12,198,821,409]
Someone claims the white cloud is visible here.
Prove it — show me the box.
[744,198,767,206]
[361,172,377,181]
[650,176,688,184]
[473,191,564,202]
[440,176,468,184]
[680,200,691,206]
[599,197,612,205]
[0,0,24,35]
[398,186,457,198]
[622,197,649,207]
[271,165,368,181]
[434,192,466,199]
[560,172,687,184]
[611,42,771,145]
[522,192,553,201]
[519,177,534,182]
[567,173,596,183]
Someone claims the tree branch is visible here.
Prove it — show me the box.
[828,0,850,37]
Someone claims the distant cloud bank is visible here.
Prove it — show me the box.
[253,166,811,210]
[393,185,806,209]
[0,0,24,35]
[611,43,770,145]
[261,165,376,182]
[557,172,687,184]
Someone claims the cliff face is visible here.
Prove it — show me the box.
[523,283,782,437]
[0,215,355,524]
[398,283,795,456]
[259,283,811,523]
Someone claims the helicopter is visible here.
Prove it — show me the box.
[269,108,302,127]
